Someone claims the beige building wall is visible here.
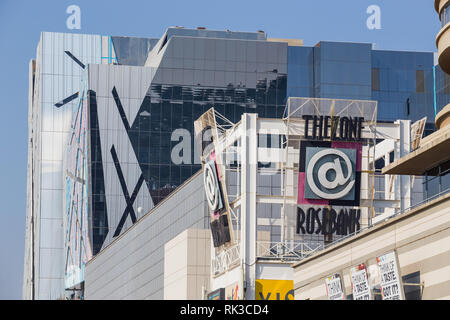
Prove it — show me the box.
[435,0,450,73]
[164,229,211,300]
[267,38,303,46]
[293,193,450,300]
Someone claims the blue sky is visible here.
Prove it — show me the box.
[0,0,441,299]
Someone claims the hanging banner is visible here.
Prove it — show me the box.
[350,263,371,300]
[325,273,345,300]
[376,251,403,300]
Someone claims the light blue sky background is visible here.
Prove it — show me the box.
[0,0,441,299]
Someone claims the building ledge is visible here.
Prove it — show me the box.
[381,126,450,175]
[291,192,450,269]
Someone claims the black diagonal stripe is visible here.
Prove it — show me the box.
[127,174,145,223]
[111,145,131,200]
[64,50,85,69]
[54,92,79,108]
[111,145,144,237]
[112,87,130,132]
[111,145,133,236]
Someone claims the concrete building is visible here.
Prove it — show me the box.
[436,0,450,74]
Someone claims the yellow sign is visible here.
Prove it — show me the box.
[255,279,294,300]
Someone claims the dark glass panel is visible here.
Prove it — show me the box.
[171,103,182,129]
[161,85,173,99]
[172,85,182,100]
[161,100,171,132]
[416,70,425,93]
[182,86,193,101]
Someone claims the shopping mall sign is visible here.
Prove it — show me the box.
[194,108,234,248]
[288,98,377,238]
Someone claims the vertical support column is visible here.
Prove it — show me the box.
[240,114,258,300]
[395,120,411,211]
[361,145,370,227]
[384,148,395,217]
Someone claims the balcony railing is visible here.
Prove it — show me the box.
[313,187,450,258]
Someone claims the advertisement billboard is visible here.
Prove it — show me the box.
[350,263,371,300]
[376,251,404,300]
[325,273,345,300]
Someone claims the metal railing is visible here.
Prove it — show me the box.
[256,241,324,261]
[211,188,450,272]
[299,187,450,260]
[212,244,240,276]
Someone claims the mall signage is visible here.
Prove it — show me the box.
[296,207,361,236]
[204,159,224,212]
[203,156,231,247]
[302,115,364,141]
[296,117,363,236]
[195,108,234,249]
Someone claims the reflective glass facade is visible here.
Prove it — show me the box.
[24,32,115,300]
[434,64,450,108]
[287,41,450,135]
[139,35,287,204]
[85,33,287,256]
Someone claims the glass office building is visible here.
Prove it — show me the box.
[288,41,446,135]
[80,29,288,255]
[24,27,450,299]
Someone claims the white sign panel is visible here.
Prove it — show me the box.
[376,251,403,300]
[350,264,371,300]
[325,273,345,300]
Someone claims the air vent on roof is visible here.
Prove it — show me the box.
[258,30,265,33]
[197,26,206,30]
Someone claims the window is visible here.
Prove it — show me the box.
[372,285,382,300]
[441,3,450,27]
[444,73,450,95]
[372,68,380,91]
[416,70,425,93]
[402,271,422,300]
